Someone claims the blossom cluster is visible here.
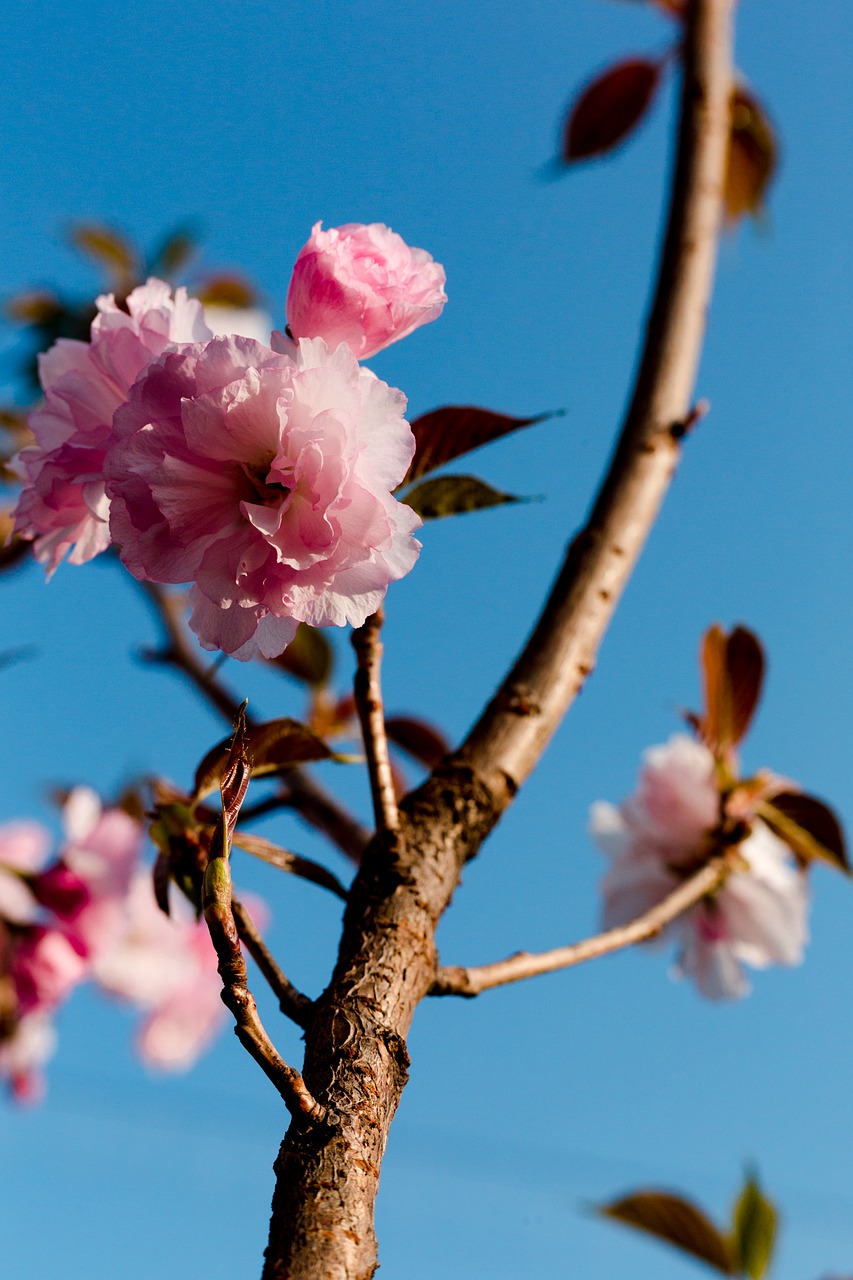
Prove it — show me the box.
[12,223,446,660]
[0,791,227,1100]
[591,735,808,999]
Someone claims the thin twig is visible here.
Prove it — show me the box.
[232,896,313,1029]
[431,854,733,997]
[458,0,734,802]
[351,609,399,833]
[203,720,327,1123]
[136,579,370,863]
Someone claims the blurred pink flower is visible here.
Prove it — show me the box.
[0,1013,57,1103]
[12,926,88,1013]
[93,872,227,1072]
[107,334,421,660]
[60,787,144,958]
[286,222,446,360]
[13,278,211,575]
[0,821,52,925]
[590,734,808,999]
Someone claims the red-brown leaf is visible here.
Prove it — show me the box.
[599,1191,735,1274]
[759,791,849,875]
[563,58,662,163]
[193,717,333,800]
[403,405,559,487]
[700,624,764,755]
[386,717,451,769]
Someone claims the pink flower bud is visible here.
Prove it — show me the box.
[286,222,446,360]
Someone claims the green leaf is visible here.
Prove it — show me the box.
[267,622,334,687]
[68,222,138,283]
[598,1191,735,1275]
[725,87,777,223]
[195,274,257,308]
[231,832,349,900]
[403,405,561,486]
[193,717,333,800]
[403,474,528,520]
[757,792,849,875]
[385,716,450,769]
[730,1172,778,1280]
[147,224,199,277]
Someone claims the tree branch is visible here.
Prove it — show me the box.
[459,0,733,803]
[264,3,736,1272]
[203,730,326,1123]
[351,609,399,833]
[431,854,733,996]
[231,896,313,1029]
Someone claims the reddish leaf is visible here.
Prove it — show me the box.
[563,58,663,163]
[386,717,450,769]
[5,291,62,326]
[725,87,777,222]
[403,406,560,486]
[599,1191,735,1274]
[758,791,849,875]
[267,622,334,687]
[404,474,526,520]
[193,717,333,800]
[700,624,764,755]
[231,832,349,900]
[152,853,172,918]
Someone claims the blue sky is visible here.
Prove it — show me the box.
[1,1,852,1276]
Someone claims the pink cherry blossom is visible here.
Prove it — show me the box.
[0,821,52,925]
[106,334,421,660]
[60,788,144,958]
[590,734,808,999]
[93,872,227,1072]
[12,278,211,575]
[286,222,447,360]
[0,1013,57,1103]
[12,926,88,1013]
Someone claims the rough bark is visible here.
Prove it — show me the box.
[262,1,733,1274]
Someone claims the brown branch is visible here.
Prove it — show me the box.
[351,608,399,833]
[136,579,370,863]
[263,4,736,1275]
[231,896,313,1029]
[203,735,327,1122]
[459,0,734,803]
[431,854,733,996]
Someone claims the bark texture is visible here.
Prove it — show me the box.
[262,1,733,1273]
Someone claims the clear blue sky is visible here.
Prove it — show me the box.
[1,1,852,1276]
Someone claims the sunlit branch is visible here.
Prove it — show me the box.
[458,0,734,801]
[351,609,399,834]
[431,854,733,997]
[203,737,327,1123]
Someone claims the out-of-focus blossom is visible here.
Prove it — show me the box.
[107,334,421,660]
[0,1013,57,1103]
[93,872,227,1072]
[12,926,88,1013]
[0,821,52,925]
[60,787,144,958]
[204,304,272,345]
[13,279,211,575]
[590,735,808,999]
[286,222,447,360]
